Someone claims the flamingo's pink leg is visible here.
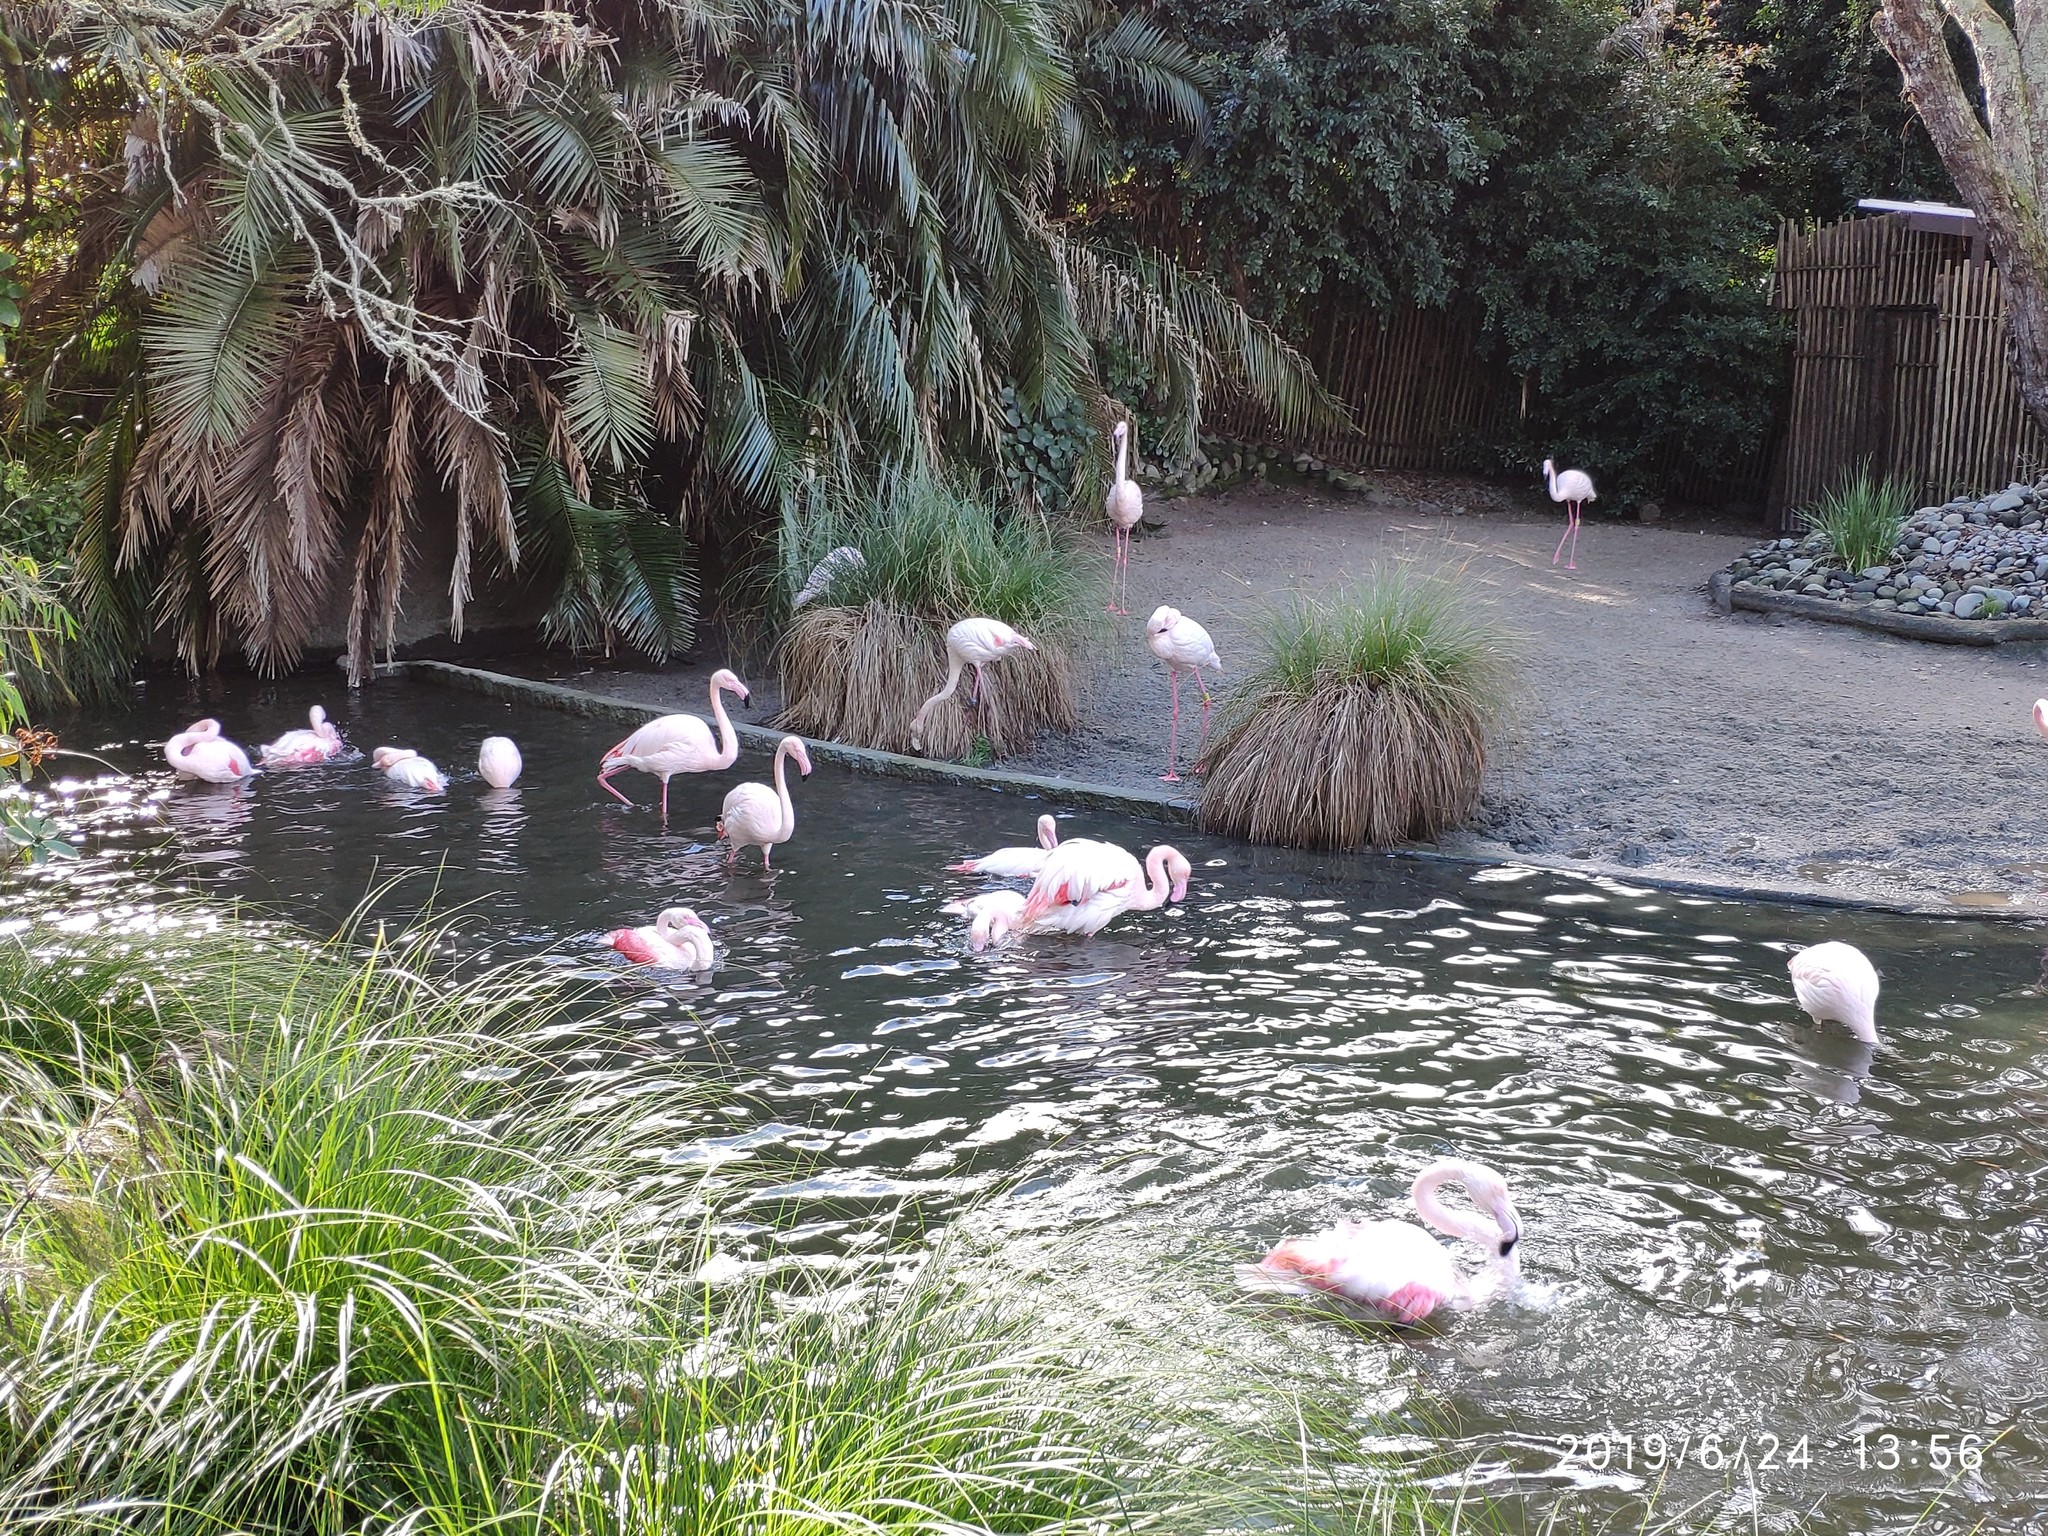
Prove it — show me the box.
[1107,529,1122,613]
[762,844,771,870]
[660,776,671,823]
[1552,515,1572,566]
[599,770,635,805]
[1566,504,1580,570]
[1161,669,1182,782]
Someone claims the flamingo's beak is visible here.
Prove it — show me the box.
[737,685,752,702]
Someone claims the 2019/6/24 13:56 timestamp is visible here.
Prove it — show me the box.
[1555,1430,1989,1475]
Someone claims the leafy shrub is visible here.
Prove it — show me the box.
[1800,465,1912,573]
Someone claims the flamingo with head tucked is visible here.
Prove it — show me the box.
[942,889,1028,951]
[908,619,1036,753]
[1146,606,1223,782]
[259,706,343,768]
[1788,940,1879,1044]
[1241,1159,1524,1326]
[1016,837,1190,936]
[718,735,812,870]
[1106,420,1143,614]
[371,746,446,794]
[598,669,750,822]
[1543,458,1597,570]
[2034,699,2048,740]
[165,720,254,784]
[946,814,1060,878]
[478,736,522,788]
[609,907,717,970]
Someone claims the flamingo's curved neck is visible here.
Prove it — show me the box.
[1129,849,1174,912]
[910,654,968,742]
[709,680,741,768]
[1412,1166,1509,1255]
[1544,463,1558,497]
[771,743,798,836]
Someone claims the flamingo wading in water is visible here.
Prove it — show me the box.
[942,889,1028,951]
[1242,1159,1524,1326]
[1146,605,1223,782]
[478,736,523,788]
[946,814,1060,878]
[259,706,343,768]
[718,735,813,870]
[908,618,1036,753]
[1017,837,1190,936]
[609,907,717,970]
[1543,458,1596,570]
[1788,940,1879,1044]
[598,669,750,822]
[372,746,447,793]
[1106,420,1143,614]
[165,720,254,784]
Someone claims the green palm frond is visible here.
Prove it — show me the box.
[561,317,657,470]
[144,252,300,451]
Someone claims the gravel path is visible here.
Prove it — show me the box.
[509,479,2048,915]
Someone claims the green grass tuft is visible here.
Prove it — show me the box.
[1799,465,1913,574]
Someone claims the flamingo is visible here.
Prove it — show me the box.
[165,719,254,784]
[718,735,812,870]
[608,907,717,970]
[1146,606,1223,782]
[1788,940,1879,1043]
[2033,699,2048,740]
[258,705,343,768]
[598,669,750,821]
[908,618,1037,753]
[1016,837,1190,936]
[478,736,523,788]
[942,889,1027,951]
[1543,458,1596,570]
[1241,1159,1524,1326]
[1106,419,1143,614]
[946,814,1060,877]
[371,746,447,793]
[793,546,867,609]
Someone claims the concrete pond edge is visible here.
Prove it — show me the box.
[1714,572,2048,648]
[400,660,2043,924]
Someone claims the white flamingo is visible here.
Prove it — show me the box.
[718,735,813,870]
[165,719,254,784]
[1788,941,1879,1043]
[608,907,717,970]
[946,813,1060,878]
[942,889,1028,951]
[1016,837,1190,936]
[1241,1159,1524,1326]
[1543,458,1596,570]
[908,618,1037,752]
[258,705,343,768]
[598,669,750,821]
[478,736,523,788]
[1106,419,1143,614]
[371,746,446,793]
[1146,605,1223,782]
[2033,699,2048,740]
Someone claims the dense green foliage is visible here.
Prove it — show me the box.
[1800,463,1913,571]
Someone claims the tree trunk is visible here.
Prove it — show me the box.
[1877,0,2048,434]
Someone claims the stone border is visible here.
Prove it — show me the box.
[398,660,2044,922]
[1721,581,2048,646]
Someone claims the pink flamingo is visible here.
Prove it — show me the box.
[1241,1159,1524,1326]
[478,736,522,788]
[371,746,446,793]
[1105,420,1143,614]
[1543,458,1596,570]
[258,705,343,768]
[608,907,717,970]
[1788,940,1879,1043]
[946,813,1060,877]
[718,735,812,870]
[1146,605,1223,782]
[2033,699,2048,740]
[1016,837,1190,936]
[598,669,749,821]
[908,618,1036,752]
[165,719,254,783]
[942,889,1027,951]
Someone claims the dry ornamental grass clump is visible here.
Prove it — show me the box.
[1199,573,1514,849]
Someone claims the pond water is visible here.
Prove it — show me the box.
[14,677,2048,1535]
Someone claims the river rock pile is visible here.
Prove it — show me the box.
[1726,480,2048,622]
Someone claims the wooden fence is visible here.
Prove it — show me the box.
[1770,213,2048,525]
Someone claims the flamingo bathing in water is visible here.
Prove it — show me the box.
[165,719,254,784]
[1788,940,1880,1043]
[259,705,343,768]
[1017,837,1190,936]
[1146,605,1223,782]
[1106,419,1143,614]
[1242,1159,1524,1326]
[943,889,1028,951]
[908,618,1036,753]
[608,907,717,970]
[371,746,446,794]
[718,735,812,870]
[478,736,523,788]
[947,814,1060,878]
[1543,458,1596,570]
[599,669,749,822]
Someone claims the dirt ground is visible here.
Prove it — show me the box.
[516,477,2048,915]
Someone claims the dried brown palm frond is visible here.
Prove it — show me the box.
[777,602,1079,759]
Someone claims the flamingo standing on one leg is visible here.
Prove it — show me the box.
[1016,837,1190,937]
[1543,459,1596,570]
[1788,941,1880,1044]
[718,735,812,870]
[259,705,344,768]
[598,669,750,821]
[1240,1159,1524,1327]
[165,719,254,783]
[942,889,1028,951]
[478,736,522,788]
[371,746,447,793]
[1106,420,1144,614]
[1146,605,1223,782]
[908,619,1036,754]
[946,814,1060,877]
[608,907,717,970]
